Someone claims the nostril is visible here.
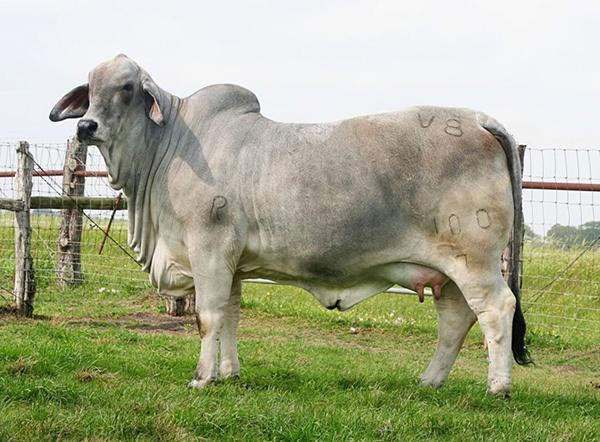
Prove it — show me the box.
[77,119,99,141]
[77,119,98,135]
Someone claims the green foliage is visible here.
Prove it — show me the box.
[523,224,539,242]
[579,221,600,245]
[547,221,600,249]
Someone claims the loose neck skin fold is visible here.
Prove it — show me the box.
[103,88,183,271]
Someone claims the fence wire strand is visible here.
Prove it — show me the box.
[25,151,141,266]
[1,142,148,302]
[0,142,599,342]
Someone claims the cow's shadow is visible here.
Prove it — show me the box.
[234,367,411,394]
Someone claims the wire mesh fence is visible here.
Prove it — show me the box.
[521,147,600,340]
[0,143,17,302]
[0,141,599,341]
[0,141,150,305]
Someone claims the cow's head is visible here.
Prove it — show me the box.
[50,54,170,187]
[50,54,167,145]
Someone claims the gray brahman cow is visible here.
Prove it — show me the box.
[50,54,530,396]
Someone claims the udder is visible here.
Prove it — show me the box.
[378,263,449,302]
[411,267,448,302]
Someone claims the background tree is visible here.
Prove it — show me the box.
[546,222,600,249]
[577,221,600,246]
[547,224,579,248]
[523,224,542,246]
[523,224,538,241]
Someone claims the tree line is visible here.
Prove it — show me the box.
[525,221,600,248]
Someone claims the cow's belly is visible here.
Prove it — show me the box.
[242,261,449,311]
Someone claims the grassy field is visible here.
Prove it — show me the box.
[0,217,599,440]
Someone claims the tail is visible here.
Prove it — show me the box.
[479,114,532,365]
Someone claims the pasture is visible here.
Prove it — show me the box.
[0,220,599,441]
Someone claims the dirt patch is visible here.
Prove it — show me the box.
[0,305,51,322]
[116,313,289,337]
[237,315,413,353]
[45,311,402,354]
[8,356,39,376]
[56,312,199,335]
[1,308,423,355]
[567,347,600,361]
[125,312,196,333]
[0,304,18,318]
[75,367,118,383]
[551,364,584,373]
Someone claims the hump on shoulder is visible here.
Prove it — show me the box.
[189,83,261,115]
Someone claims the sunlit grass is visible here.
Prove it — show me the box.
[0,213,599,440]
[0,284,599,441]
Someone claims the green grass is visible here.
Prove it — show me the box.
[521,244,600,345]
[1,285,599,441]
[0,216,599,440]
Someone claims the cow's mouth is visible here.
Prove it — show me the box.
[77,135,104,145]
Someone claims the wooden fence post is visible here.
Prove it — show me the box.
[165,294,195,316]
[57,136,88,285]
[14,141,36,316]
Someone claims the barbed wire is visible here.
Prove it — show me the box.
[25,151,141,267]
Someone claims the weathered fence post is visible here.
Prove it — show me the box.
[14,141,36,316]
[57,136,88,285]
[165,294,195,316]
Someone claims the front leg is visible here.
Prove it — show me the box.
[188,259,234,389]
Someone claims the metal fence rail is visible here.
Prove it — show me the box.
[0,141,599,340]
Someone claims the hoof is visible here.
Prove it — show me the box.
[187,377,216,389]
[220,372,240,381]
[487,388,511,399]
[420,375,444,389]
[487,379,512,398]
[219,360,240,379]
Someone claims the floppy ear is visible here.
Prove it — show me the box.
[49,84,89,121]
[141,74,165,127]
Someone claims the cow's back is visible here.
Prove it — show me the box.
[237,106,512,280]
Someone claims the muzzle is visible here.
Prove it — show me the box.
[77,119,99,142]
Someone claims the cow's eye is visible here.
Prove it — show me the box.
[122,83,134,92]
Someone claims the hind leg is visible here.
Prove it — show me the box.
[456,275,516,396]
[219,277,241,379]
[421,281,476,388]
